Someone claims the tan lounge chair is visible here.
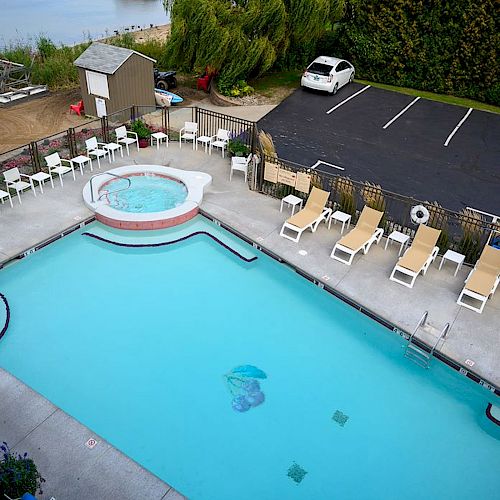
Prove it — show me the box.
[389,225,441,288]
[330,206,384,265]
[457,245,500,313]
[279,187,331,243]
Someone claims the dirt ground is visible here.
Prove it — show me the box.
[0,89,85,154]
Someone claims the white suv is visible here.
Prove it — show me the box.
[301,56,355,95]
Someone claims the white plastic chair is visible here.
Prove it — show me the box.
[3,167,35,204]
[210,129,230,158]
[230,154,252,183]
[85,137,110,168]
[179,122,198,149]
[45,152,76,186]
[0,189,13,208]
[115,126,139,155]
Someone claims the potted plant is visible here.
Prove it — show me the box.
[227,139,250,157]
[130,120,151,148]
[0,442,45,499]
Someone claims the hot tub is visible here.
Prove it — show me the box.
[82,165,212,230]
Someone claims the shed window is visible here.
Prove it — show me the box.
[85,70,109,99]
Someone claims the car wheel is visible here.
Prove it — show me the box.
[169,77,177,89]
[329,83,338,95]
[156,80,168,90]
[349,72,354,83]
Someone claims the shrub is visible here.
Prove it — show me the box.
[227,139,250,157]
[130,119,152,139]
[0,442,45,498]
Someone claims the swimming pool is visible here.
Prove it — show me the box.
[0,216,498,499]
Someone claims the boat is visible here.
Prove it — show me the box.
[154,88,183,106]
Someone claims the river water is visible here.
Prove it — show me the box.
[0,0,169,47]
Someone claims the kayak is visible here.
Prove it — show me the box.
[154,88,183,106]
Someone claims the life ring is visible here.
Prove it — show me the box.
[410,205,430,225]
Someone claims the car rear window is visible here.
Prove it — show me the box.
[307,63,333,76]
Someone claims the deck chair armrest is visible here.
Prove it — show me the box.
[97,142,107,148]
[127,131,138,140]
[60,158,72,166]
[19,173,33,181]
[322,207,333,218]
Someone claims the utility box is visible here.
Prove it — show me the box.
[74,42,155,117]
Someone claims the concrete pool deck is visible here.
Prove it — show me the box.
[0,144,499,499]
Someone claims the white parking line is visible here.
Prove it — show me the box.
[382,97,420,129]
[326,85,371,115]
[444,108,473,147]
[311,160,345,171]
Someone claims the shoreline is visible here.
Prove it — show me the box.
[101,24,171,44]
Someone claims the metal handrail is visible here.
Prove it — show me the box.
[89,172,131,203]
[430,323,450,356]
[409,310,428,343]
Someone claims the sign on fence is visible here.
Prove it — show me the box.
[277,169,297,187]
[264,162,279,183]
[295,172,311,193]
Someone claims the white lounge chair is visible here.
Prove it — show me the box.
[230,154,252,183]
[85,137,110,168]
[280,187,331,243]
[45,152,76,186]
[3,167,35,204]
[389,224,441,288]
[179,122,198,149]
[115,126,139,155]
[210,129,230,158]
[457,245,500,313]
[331,206,384,265]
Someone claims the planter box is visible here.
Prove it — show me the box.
[138,138,149,148]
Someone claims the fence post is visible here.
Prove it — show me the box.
[67,128,77,157]
[100,116,109,142]
[28,141,41,174]
[130,105,136,122]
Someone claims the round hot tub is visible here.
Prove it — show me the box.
[83,165,212,230]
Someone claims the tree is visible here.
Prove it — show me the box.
[163,0,345,87]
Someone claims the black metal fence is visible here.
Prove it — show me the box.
[255,155,498,264]
[0,104,496,264]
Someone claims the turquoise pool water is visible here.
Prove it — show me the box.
[101,174,187,213]
[0,217,499,499]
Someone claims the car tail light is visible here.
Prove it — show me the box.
[327,75,332,82]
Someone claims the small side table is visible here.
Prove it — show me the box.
[30,172,54,194]
[385,230,410,256]
[71,155,93,175]
[439,249,465,276]
[328,210,352,234]
[104,143,123,161]
[151,132,169,149]
[280,194,303,215]
[196,135,212,153]
[0,189,13,208]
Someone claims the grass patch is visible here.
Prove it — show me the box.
[249,70,301,96]
[356,79,500,114]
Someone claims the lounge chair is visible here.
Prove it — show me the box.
[330,206,384,265]
[179,121,198,150]
[230,154,252,183]
[210,129,230,158]
[389,224,441,288]
[279,187,331,243]
[457,245,500,313]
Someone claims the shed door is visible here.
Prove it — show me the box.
[86,70,109,99]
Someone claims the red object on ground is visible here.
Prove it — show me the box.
[197,74,212,92]
[69,100,84,116]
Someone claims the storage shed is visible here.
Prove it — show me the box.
[74,42,155,117]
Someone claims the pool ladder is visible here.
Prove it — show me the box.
[404,311,450,368]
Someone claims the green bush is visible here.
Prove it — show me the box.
[335,0,499,105]
[130,119,151,139]
[0,442,45,498]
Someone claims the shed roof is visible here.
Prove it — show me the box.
[74,42,156,75]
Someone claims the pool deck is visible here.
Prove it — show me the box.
[1,143,499,499]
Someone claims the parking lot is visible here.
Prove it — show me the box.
[258,83,500,214]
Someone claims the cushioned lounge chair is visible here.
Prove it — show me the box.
[457,245,500,314]
[330,206,384,265]
[279,187,331,243]
[389,224,441,288]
